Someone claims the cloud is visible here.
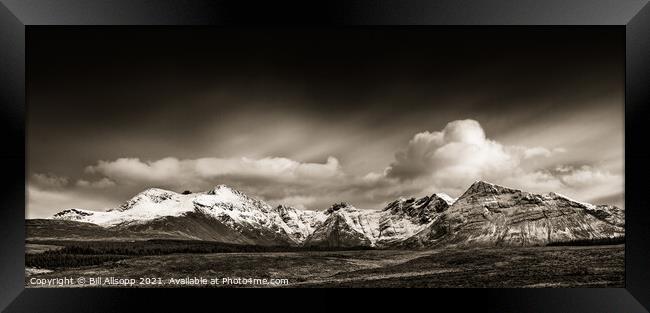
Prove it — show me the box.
[557,165,620,188]
[85,156,344,190]
[32,173,69,188]
[85,157,185,185]
[386,119,518,189]
[550,165,623,205]
[521,146,566,159]
[194,156,342,181]
[555,165,573,173]
[514,165,623,206]
[30,119,623,213]
[76,178,116,189]
[382,119,621,206]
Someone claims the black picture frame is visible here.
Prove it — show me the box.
[1,0,649,312]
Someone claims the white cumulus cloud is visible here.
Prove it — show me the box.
[386,119,518,190]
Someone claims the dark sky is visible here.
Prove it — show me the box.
[27,27,624,218]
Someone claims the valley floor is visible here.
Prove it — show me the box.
[25,244,624,288]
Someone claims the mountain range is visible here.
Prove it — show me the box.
[32,181,624,248]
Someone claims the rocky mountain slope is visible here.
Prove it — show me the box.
[44,181,624,248]
[403,181,625,248]
[303,193,453,248]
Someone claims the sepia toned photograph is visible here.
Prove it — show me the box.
[25,27,624,288]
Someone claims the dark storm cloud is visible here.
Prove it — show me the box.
[27,27,624,217]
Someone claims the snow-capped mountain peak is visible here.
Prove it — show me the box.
[114,187,178,212]
[51,185,328,245]
[195,185,266,211]
[458,180,520,200]
[208,184,244,197]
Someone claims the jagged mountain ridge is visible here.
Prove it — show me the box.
[48,181,624,248]
[303,194,453,248]
[52,185,324,246]
[403,181,624,248]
